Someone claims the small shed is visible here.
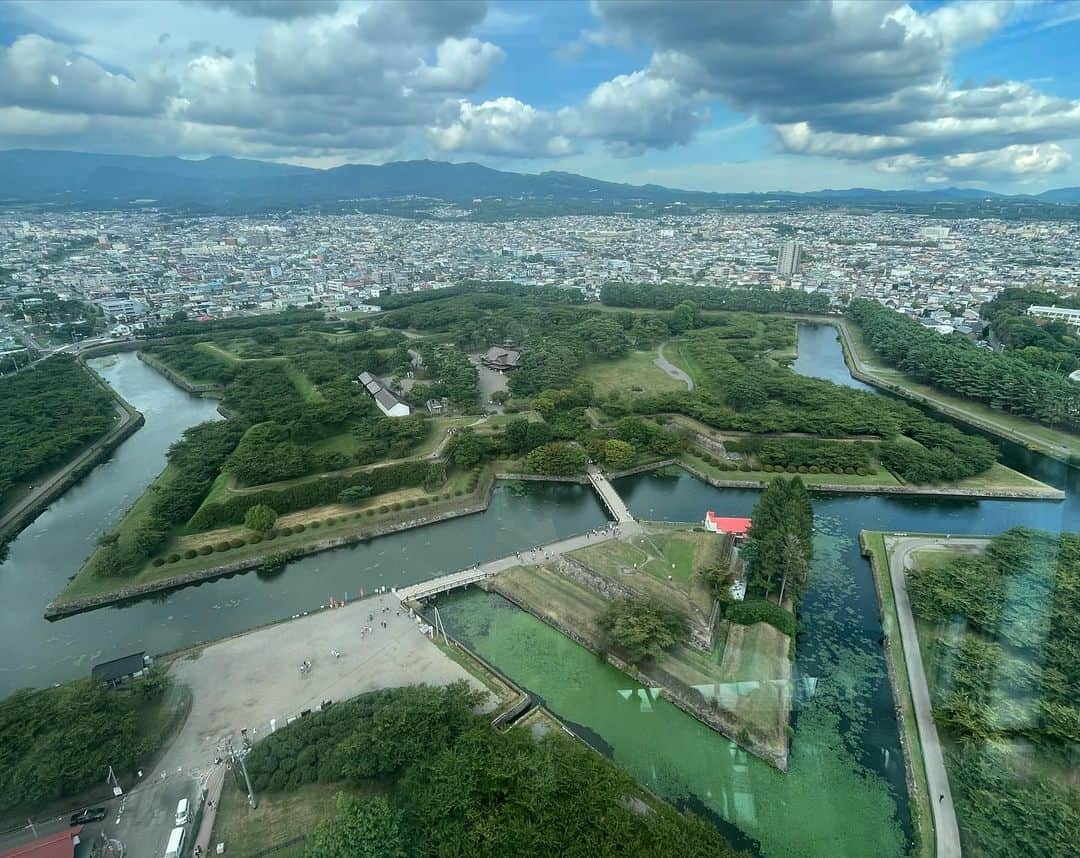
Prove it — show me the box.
[91,652,148,687]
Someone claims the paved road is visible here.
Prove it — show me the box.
[885,536,988,858]
[0,400,136,539]
[654,344,693,391]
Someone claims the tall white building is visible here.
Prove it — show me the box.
[776,241,802,277]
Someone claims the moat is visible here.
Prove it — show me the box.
[1,324,1074,857]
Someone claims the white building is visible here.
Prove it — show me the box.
[1027,305,1080,327]
[776,241,802,278]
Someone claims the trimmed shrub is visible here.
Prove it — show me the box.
[798,465,808,473]
[167,553,181,564]
[293,524,305,534]
[183,548,198,559]
[152,557,166,567]
[215,541,232,552]
[808,465,820,474]
[279,526,294,536]
[404,499,416,508]
[198,545,214,556]
[229,538,246,548]
[249,534,263,544]
[726,599,797,637]
[378,505,389,514]
[309,520,322,529]
[390,502,403,512]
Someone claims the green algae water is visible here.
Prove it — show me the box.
[438,515,906,858]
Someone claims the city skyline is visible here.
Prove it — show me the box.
[1,0,1080,193]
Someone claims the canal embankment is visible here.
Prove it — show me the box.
[0,360,145,548]
[804,315,1080,467]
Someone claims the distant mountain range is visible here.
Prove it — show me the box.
[2,148,1078,211]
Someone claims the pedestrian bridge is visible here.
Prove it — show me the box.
[587,465,635,524]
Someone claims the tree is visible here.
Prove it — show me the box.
[338,486,372,505]
[598,598,686,664]
[526,442,588,476]
[243,504,278,533]
[777,532,810,605]
[603,439,636,470]
[305,794,407,858]
[670,300,701,333]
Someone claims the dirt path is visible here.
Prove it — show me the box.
[654,344,693,391]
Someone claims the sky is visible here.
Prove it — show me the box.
[1,0,1079,192]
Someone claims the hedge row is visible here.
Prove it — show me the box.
[190,460,444,530]
[726,599,797,637]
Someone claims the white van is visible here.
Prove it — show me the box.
[164,825,185,858]
[175,798,189,827]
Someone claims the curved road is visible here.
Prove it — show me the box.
[886,535,988,858]
[654,344,694,391]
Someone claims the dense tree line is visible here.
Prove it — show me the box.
[727,437,873,473]
[981,288,1080,376]
[143,309,324,338]
[0,356,116,503]
[374,281,585,312]
[413,345,479,408]
[906,527,1079,857]
[742,477,813,606]
[600,282,831,314]
[0,672,170,813]
[847,299,1080,431]
[241,684,742,858]
[190,460,444,529]
[91,419,246,577]
[142,342,236,385]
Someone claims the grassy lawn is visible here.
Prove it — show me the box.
[285,364,321,402]
[211,779,356,857]
[863,531,935,858]
[568,527,719,619]
[581,349,687,396]
[196,341,242,365]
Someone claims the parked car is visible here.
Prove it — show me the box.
[70,807,107,825]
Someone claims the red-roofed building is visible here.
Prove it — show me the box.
[1,827,83,858]
[704,512,752,539]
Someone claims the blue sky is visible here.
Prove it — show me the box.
[1,0,1079,192]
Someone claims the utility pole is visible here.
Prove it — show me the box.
[224,737,257,809]
[432,606,449,645]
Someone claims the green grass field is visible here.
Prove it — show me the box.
[568,527,718,617]
[581,349,687,396]
[212,780,361,857]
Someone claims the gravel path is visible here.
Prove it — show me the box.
[654,344,693,391]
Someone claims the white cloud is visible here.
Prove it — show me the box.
[429,97,576,158]
[412,37,504,92]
